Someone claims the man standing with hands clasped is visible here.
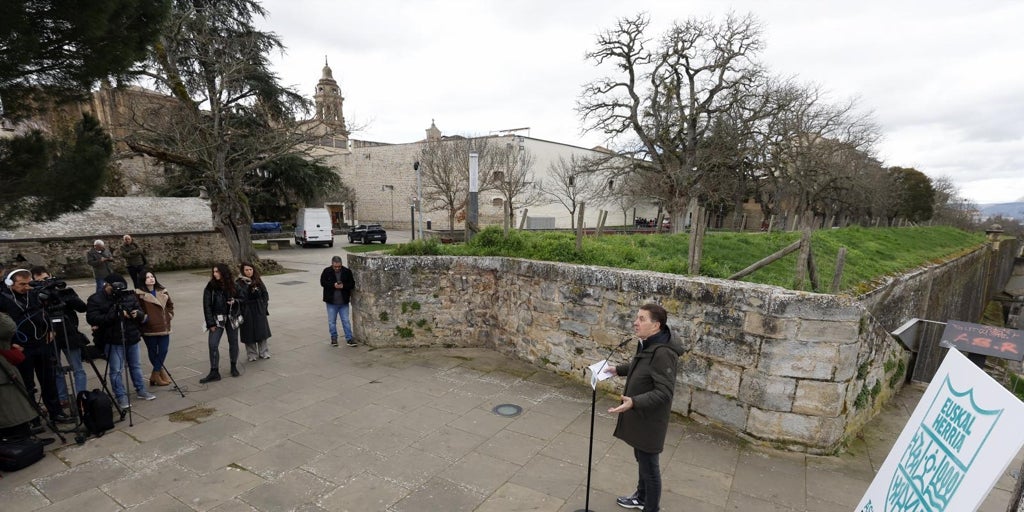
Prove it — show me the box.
[320,255,356,347]
[602,303,684,511]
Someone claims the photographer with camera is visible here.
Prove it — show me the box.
[0,269,69,423]
[29,267,89,407]
[86,274,156,409]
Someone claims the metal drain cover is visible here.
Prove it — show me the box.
[492,404,523,417]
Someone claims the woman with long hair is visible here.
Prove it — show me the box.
[236,262,271,361]
[136,271,174,387]
[200,263,240,382]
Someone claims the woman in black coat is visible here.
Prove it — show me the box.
[236,262,271,361]
[200,263,240,382]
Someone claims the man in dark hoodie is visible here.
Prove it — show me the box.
[604,303,684,512]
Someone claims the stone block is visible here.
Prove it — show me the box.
[693,334,760,367]
[738,371,796,412]
[558,319,591,337]
[743,312,796,339]
[793,380,847,417]
[703,308,745,329]
[706,362,743,396]
[564,305,600,325]
[691,390,749,430]
[797,319,861,343]
[764,293,864,321]
[758,340,838,380]
[834,343,861,381]
[679,354,710,388]
[746,408,845,450]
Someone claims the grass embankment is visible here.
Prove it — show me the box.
[391,226,985,294]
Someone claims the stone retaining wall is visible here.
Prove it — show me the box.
[0,232,233,278]
[349,255,910,454]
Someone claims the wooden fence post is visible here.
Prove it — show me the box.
[831,247,847,293]
[575,202,586,251]
[794,228,812,290]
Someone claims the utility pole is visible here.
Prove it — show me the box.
[414,161,423,241]
[467,152,479,242]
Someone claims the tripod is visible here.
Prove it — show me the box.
[575,336,633,512]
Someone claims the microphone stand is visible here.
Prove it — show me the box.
[576,336,633,512]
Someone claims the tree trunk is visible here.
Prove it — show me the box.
[211,195,256,265]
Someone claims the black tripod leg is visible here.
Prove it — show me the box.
[162,367,186,398]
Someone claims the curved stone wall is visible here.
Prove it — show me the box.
[349,255,911,454]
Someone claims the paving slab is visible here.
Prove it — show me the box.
[3,241,1023,511]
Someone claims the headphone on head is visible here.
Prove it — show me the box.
[4,269,29,287]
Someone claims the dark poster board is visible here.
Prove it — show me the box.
[939,320,1024,362]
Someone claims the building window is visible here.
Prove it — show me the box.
[492,171,505,183]
[492,197,504,207]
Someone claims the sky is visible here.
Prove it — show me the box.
[256,0,1024,205]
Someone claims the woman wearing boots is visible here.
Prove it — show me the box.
[200,264,240,383]
[137,271,174,387]
[236,263,271,361]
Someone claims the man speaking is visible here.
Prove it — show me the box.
[602,303,684,512]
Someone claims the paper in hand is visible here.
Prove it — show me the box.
[587,359,613,389]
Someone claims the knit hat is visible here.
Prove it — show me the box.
[94,239,105,246]
[104,273,127,286]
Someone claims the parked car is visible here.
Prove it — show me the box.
[348,224,387,244]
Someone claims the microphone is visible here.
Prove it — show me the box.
[617,336,634,349]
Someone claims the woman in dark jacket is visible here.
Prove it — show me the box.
[604,303,684,512]
[137,271,174,387]
[200,264,239,383]
[236,262,271,361]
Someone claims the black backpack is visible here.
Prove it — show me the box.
[76,389,114,436]
[0,438,44,472]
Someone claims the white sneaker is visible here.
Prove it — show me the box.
[137,391,157,401]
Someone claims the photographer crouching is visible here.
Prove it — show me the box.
[86,274,156,409]
[29,267,89,409]
[0,269,69,424]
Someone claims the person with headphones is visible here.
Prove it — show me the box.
[0,269,70,423]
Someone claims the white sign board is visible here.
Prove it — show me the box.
[856,349,1024,511]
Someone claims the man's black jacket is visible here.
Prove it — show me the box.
[86,290,144,349]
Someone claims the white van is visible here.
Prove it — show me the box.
[294,208,334,247]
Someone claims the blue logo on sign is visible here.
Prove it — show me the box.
[884,375,1003,511]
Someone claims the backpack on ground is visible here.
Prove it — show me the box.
[76,389,114,436]
[0,438,44,472]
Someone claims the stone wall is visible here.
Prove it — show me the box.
[348,255,909,454]
[859,239,1022,331]
[0,232,234,279]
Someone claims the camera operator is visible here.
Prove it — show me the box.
[0,269,69,423]
[86,274,156,409]
[30,266,89,406]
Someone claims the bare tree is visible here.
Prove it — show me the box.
[931,176,976,230]
[419,136,493,231]
[578,12,767,229]
[755,82,880,226]
[541,155,606,228]
[485,136,541,229]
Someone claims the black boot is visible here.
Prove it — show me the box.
[199,369,221,383]
[230,363,239,377]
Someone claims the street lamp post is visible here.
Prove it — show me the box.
[413,161,423,241]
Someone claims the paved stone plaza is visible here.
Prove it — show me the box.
[1,239,1021,511]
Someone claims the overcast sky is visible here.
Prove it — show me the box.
[257,0,1023,205]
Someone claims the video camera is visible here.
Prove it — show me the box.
[29,276,69,316]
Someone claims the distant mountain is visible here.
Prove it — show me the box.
[978,202,1024,220]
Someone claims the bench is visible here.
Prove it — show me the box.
[266,239,291,250]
